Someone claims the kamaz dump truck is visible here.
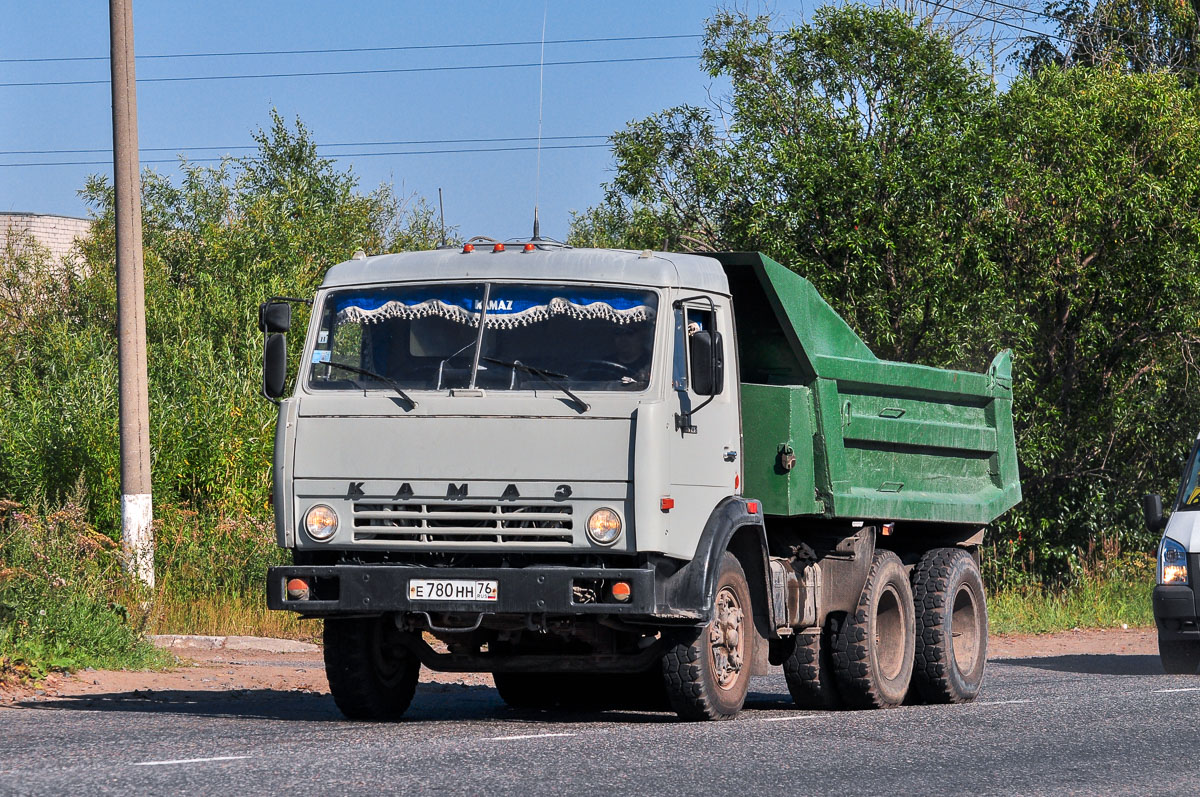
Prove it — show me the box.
[260,242,1021,720]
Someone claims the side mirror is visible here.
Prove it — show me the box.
[259,301,291,333]
[689,329,724,396]
[263,333,288,399]
[1143,493,1166,534]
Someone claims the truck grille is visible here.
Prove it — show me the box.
[351,502,574,545]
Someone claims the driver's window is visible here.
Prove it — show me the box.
[673,304,718,394]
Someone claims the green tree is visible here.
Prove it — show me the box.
[0,111,446,532]
[991,66,1200,571]
[1019,0,1200,83]
[574,5,1003,367]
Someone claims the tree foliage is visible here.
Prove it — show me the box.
[0,111,446,533]
[1018,0,1200,82]
[572,5,1200,577]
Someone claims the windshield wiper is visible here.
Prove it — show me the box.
[323,361,418,410]
[482,357,589,413]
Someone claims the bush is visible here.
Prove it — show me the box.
[0,500,167,681]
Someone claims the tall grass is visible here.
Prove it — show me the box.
[0,500,169,682]
[149,505,316,642]
[984,533,1155,634]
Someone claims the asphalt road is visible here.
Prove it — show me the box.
[2,652,1199,796]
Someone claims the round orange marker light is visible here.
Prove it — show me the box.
[611,581,632,602]
[524,243,536,251]
[493,243,506,252]
[286,578,310,600]
[462,243,475,253]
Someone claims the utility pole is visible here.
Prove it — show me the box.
[110,0,153,588]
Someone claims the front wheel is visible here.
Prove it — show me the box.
[1159,638,1200,674]
[662,551,754,720]
[323,616,420,721]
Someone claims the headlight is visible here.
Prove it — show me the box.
[586,507,623,545]
[1159,536,1189,585]
[304,504,338,542]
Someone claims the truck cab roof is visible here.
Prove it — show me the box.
[320,246,731,295]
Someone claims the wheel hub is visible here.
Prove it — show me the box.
[710,586,745,690]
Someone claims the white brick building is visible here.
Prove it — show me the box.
[0,211,93,267]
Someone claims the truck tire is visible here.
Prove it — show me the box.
[662,551,753,720]
[781,617,843,710]
[831,550,915,709]
[910,547,988,703]
[1159,638,1200,674]
[323,616,420,721]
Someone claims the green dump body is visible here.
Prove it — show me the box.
[718,253,1021,526]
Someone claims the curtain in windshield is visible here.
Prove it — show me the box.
[308,283,658,392]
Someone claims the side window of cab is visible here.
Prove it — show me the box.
[673,303,724,397]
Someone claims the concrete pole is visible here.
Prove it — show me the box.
[110,0,154,588]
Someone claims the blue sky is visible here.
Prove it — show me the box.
[0,1,813,242]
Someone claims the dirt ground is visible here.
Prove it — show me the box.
[0,627,1158,706]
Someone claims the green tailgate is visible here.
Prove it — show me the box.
[719,253,1021,525]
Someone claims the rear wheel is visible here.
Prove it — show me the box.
[1159,638,1200,674]
[662,552,753,720]
[323,616,420,721]
[782,616,843,710]
[911,547,988,703]
[831,550,915,709]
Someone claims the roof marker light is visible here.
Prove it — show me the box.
[493,243,505,252]
[524,243,536,252]
[462,243,474,253]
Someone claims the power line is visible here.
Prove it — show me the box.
[0,134,608,156]
[933,0,1200,73]
[0,142,611,168]
[930,1,1093,45]
[0,54,696,89]
[0,33,703,65]
[979,0,1200,47]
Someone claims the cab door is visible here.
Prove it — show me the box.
[664,294,742,558]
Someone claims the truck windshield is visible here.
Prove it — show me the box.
[308,282,658,392]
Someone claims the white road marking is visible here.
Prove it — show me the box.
[761,715,820,722]
[1153,687,1200,693]
[133,755,252,767]
[489,732,576,741]
[971,699,1033,706]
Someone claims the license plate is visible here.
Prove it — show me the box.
[408,579,498,602]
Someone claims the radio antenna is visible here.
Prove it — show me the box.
[532,1,547,241]
[438,187,446,248]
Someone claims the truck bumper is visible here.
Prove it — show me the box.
[266,564,693,621]
[1154,583,1200,640]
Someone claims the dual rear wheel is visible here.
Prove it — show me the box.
[783,547,988,710]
